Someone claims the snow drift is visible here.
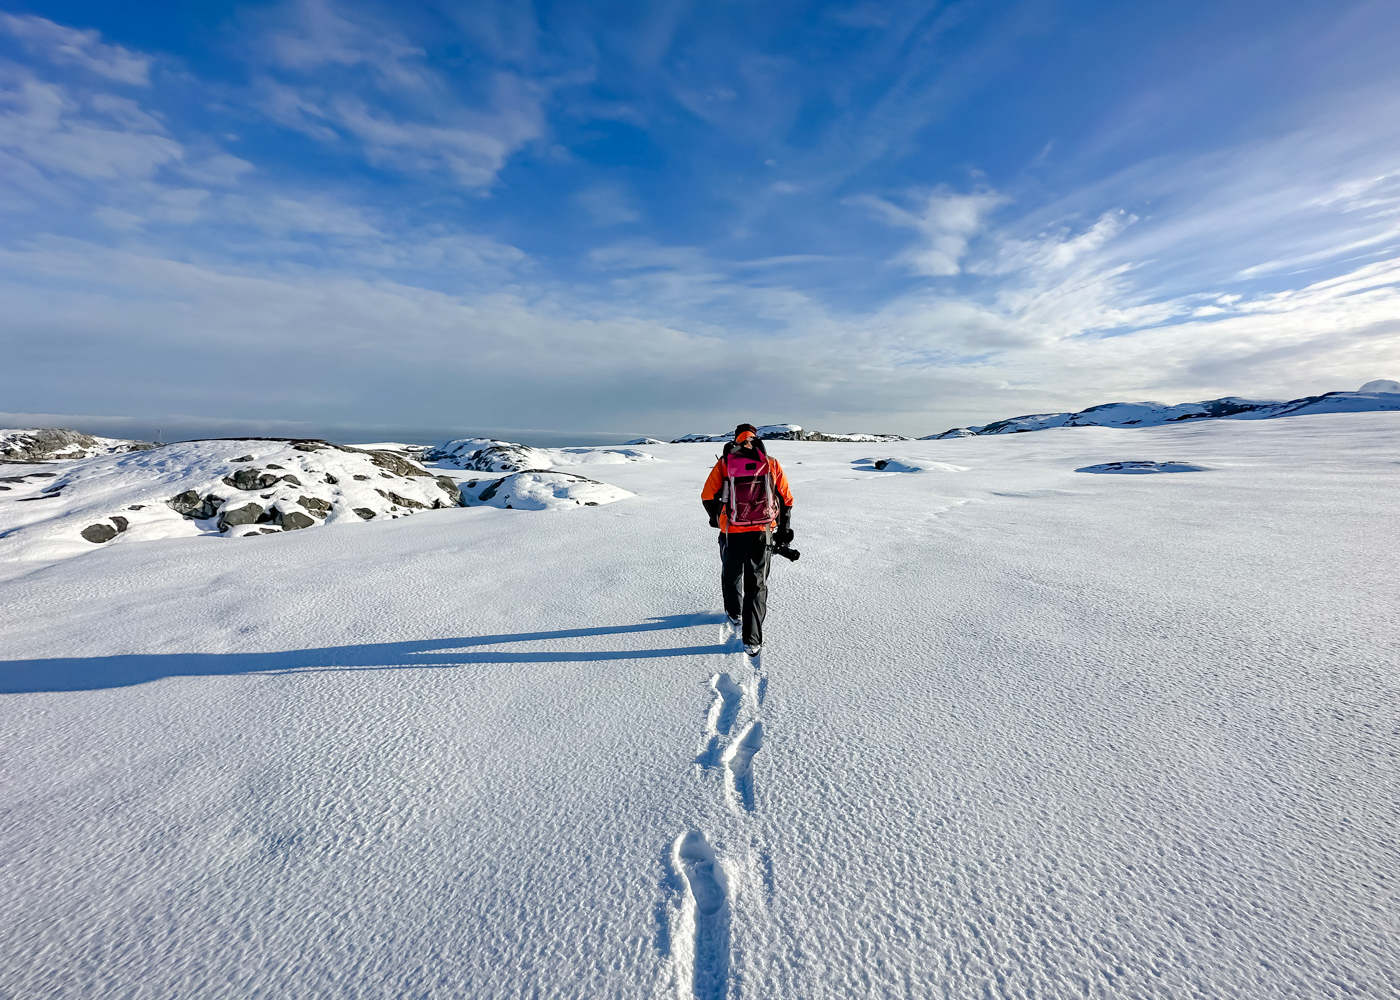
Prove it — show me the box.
[458,471,634,510]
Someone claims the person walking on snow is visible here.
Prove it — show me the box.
[701,424,795,657]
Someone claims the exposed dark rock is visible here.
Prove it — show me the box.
[324,474,338,485]
[167,491,222,519]
[353,508,376,519]
[296,496,332,517]
[266,464,285,469]
[1,428,154,462]
[231,455,255,463]
[477,478,507,502]
[17,495,62,501]
[359,449,433,478]
[217,503,265,531]
[353,475,370,481]
[128,504,145,510]
[279,510,316,530]
[110,516,129,532]
[385,491,427,509]
[81,523,118,543]
[280,474,302,486]
[224,468,282,491]
[435,476,462,506]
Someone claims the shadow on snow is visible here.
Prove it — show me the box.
[1,612,732,694]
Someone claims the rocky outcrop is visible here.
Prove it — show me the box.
[1,428,155,463]
[671,425,909,443]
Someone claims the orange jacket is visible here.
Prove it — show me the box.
[702,450,794,533]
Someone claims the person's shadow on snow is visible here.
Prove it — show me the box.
[0,613,733,693]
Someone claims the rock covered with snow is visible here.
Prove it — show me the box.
[1076,460,1209,474]
[429,439,653,473]
[0,428,155,462]
[457,471,633,510]
[853,457,969,473]
[804,431,910,442]
[755,423,802,439]
[623,437,666,446]
[0,438,463,561]
[1359,379,1400,393]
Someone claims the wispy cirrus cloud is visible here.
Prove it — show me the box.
[248,0,546,187]
[0,13,150,85]
[855,188,1007,276]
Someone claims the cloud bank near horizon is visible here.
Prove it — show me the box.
[1,0,1398,441]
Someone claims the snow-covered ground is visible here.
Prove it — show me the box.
[2,413,1398,999]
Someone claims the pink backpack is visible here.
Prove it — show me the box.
[723,451,777,527]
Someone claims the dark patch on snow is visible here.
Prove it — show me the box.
[1076,461,1208,475]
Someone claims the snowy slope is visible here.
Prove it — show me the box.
[0,438,464,564]
[925,383,1400,438]
[2,414,1398,999]
[428,438,654,472]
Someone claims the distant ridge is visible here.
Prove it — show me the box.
[922,383,1400,439]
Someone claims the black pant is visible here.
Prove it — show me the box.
[720,530,771,646]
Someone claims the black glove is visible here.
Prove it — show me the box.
[709,513,720,528]
[774,506,793,545]
[703,498,721,529]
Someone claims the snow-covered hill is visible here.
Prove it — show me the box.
[3,412,1397,999]
[0,436,645,564]
[0,438,463,562]
[924,381,1400,438]
[427,438,653,472]
[672,424,909,443]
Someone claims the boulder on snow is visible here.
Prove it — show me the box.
[217,502,266,531]
[623,438,665,445]
[80,521,121,543]
[279,510,316,530]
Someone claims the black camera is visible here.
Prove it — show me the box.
[771,543,800,562]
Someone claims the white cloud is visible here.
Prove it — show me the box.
[574,185,641,226]
[859,188,1007,276]
[0,69,182,181]
[249,0,545,188]
[0,13,151,86]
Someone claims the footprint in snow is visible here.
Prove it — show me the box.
[723,721,764,813]
[694,673,743,769]
[672,830,731,1000]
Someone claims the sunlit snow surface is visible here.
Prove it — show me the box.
[2,414,1398,999]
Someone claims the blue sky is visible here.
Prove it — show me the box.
[1,0,1398,442]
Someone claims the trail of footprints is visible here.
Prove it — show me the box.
[664,619,770,999]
